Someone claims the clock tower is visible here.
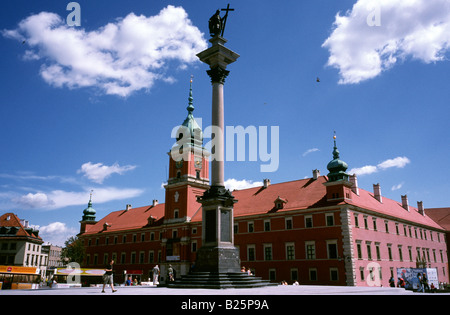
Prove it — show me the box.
[164,79,210,224]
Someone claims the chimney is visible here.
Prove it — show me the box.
[263,179,271,188]
[312,169,320,180]
[417,201,425,216]
[126,204,132,211]
[373,183,382,202]
[401,195,409,211]
[349,174,359,195]
[152,199,159,206]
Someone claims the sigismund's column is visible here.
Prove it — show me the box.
[195,35,240,273]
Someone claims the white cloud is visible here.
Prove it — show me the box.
[15,192,54,208]
[12,187,144,210]
[377,156,410,170]
[349,156,410,176]
[39,222,77,246]
[302,148,320,157]
[2,6,207,97]
[348,165,378,176]
[225,178,263,191]
[391,182,404,191]
[78,162,137,184]
[322,0,450,84]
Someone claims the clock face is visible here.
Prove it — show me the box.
[194,158,202,169]
[175,160,183,169]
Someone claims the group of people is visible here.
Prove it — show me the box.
[241,266,253,275]
[101,260,163,293]
[389,273,438,293]
[280,280,299,285]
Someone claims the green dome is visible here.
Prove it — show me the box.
[326,136,349,182]
[82,198,96,221]
[177,79,203,147]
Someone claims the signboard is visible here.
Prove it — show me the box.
[396,267,438,290]
[166,256,180,261]
[0,266,39,274]
[55,268,105,276]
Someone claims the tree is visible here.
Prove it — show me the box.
[61,236,85,265]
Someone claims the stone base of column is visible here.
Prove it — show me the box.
[195,245,241,273]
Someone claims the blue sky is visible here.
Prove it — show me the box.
[1,0,449,246]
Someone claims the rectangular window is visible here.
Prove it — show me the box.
[354,214,359,227]
[291,268,298,282]
[286,243,295,260]
[388,245,393,260]
[248,222,254,233]
[247,245,255,261]
[269,269,276,282]
[327,241,338,259]
[330,268,339,281]
[357,242,362,259]
[285,217,293,230]
[375,243,381,260]
[366,242,372,260]
[306,241,316,260]
[264,220,271,232]
[264,244,272,261]
[305,215,313,228]
[309,268,318,281]
[326,213,334,226]
[148,251,154,263]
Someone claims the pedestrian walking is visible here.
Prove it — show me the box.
[102,259,117,293]
[422,273,430,292]
[168,264,174,282]
[389,276,395,287]
[152,264,160,285]
[417,273,424,293]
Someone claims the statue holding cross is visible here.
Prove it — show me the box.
[208,4,235,38]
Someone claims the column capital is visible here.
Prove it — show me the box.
[206,66,230,84]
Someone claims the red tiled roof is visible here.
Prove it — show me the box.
[425,208,450,231]
[192,176,444,230]
[0,213,43,241]
[83,204,165,235]
[82,176,445,234]
[232,176,329,217]
[348,187,443,230]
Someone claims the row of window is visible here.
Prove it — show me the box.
[242,240,339,262]
[354,213,444,242]
[356,241,447,264]
[267,267,340,283]
[86,231,162,246]
[0,242,42,252]
[235,213,336,234]
[85,250,162,266]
